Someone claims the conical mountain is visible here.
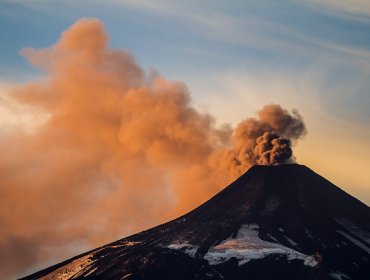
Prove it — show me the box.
[22,164,370,280]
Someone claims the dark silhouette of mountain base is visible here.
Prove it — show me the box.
[22,164,370,280]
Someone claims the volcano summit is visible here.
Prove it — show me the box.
[23,164,370,280]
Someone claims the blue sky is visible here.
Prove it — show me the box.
[0,0,370,202]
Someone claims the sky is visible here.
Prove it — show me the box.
[0,0,369,278]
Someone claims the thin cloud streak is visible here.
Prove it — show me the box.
[114,0,370,75]
[306,0,370,20]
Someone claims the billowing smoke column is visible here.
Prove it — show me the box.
[255,133,293,165]
[211,104,306,179]
[0,19,306,278]
[235,105,305,166]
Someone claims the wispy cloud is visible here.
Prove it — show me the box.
[110,0,179,14]
[4,0,369,74]
[307,0,370,19]
[112,0,370,69]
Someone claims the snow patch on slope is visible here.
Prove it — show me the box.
[108,240,141,249]
[337,230,370,254]
[168,242,198,258]
[335,218,370,244]
[204,224,318,267]
[329,271,352,280]
[42,254,96,280]
[284,235,298,246]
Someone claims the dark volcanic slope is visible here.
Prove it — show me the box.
[22,164,370,280]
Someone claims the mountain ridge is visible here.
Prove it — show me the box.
[22,164,370,280]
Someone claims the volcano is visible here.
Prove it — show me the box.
[22,164,370,280]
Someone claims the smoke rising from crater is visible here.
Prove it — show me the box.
[0,19,306,278]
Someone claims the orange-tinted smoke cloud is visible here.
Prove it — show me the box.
[0,19,306,278]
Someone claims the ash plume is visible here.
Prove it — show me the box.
[237,104,306,166]
[210,104,306,179]
[0,19,306,278]
[254,132,293,165]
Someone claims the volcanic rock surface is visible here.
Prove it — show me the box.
[22,164,370,280]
